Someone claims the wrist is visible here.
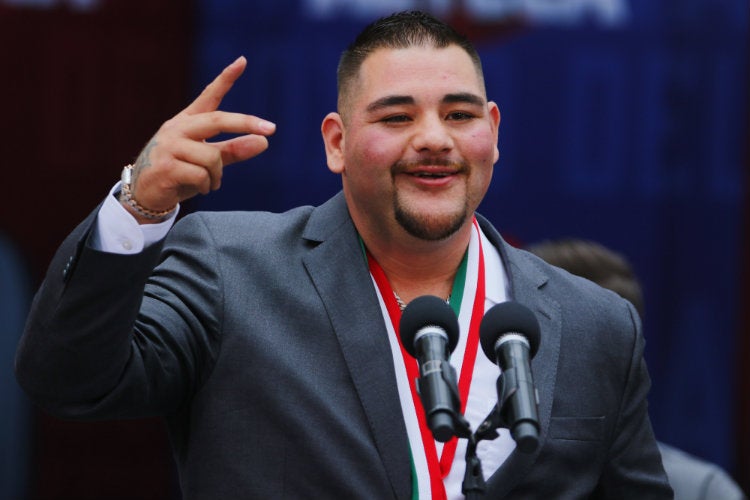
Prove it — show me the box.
[119,165,177,224]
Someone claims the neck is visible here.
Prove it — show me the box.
[362,221,473,306]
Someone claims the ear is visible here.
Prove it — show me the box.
[321,112,345,174]
[488,101,501,163]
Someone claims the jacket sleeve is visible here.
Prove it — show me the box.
[594,300,674,498]
[15,207,222,420]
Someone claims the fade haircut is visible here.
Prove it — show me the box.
[336,10,485,114]
[527,238,645,319]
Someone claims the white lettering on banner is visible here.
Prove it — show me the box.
[303,0,413,18]
[2,0,101,10]
[461,0,526,19]
[521,0,629,25]
[303,0,629,26]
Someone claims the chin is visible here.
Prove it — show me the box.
[394,208,468,241]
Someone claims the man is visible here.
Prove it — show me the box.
[16,11,671,499]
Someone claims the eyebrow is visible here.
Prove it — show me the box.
[365,92,486,113]
[366,95,415,113]
[443,92,485,107]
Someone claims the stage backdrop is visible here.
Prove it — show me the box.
[189,0,749,481]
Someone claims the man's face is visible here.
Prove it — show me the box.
[323,44,500,242]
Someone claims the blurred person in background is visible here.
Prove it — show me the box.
[528,237,747,500]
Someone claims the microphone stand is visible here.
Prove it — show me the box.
[424,333,540,497]
[461,434,486,499]
[461,359,540,498]
[461,404,503,498]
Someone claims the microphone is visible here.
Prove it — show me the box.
[399,295,462,442]
[479,301,541,453]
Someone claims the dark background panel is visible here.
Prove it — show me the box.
[1,1,190,498]
[1,0,747,497]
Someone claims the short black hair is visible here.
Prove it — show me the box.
[336,10,484,112]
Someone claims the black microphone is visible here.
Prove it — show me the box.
[479,301,541,453]
[399,295,462,442]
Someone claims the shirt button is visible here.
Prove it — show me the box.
[121,240,133,251]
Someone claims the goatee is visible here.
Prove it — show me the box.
[391,158,470,241]
[394,199,468,241]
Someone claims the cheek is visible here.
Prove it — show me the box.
[464,128,497,199]
[466,128,498,162]
[345,130,401,171]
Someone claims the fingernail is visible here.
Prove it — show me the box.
[259,120,276,133]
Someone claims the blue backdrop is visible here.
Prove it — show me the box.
[190,0,748,475]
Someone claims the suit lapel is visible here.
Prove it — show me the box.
[477,216,562,496]
[300,193,412,499]
[298,202,562,497]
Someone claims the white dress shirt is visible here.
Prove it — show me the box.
[373,223,514,499]
[91,182,177,253]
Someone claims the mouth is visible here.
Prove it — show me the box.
[398,167,462,191]
[410,170,455,179]
[395,159,466,179]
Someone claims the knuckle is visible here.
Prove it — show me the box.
[207,112,223,126]
[161,117,179,132]
[153,156,176,174]
[192,169,211,192]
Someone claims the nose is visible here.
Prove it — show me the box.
[411,114,454,153]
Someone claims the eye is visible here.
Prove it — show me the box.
[381,114,412,124]
[446,111,475,121]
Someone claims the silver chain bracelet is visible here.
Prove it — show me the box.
[119,165,177,221]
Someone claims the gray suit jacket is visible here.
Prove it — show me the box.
[17,191,672,499]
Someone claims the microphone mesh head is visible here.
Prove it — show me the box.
[479,301,541,362]
[399,295,459,358]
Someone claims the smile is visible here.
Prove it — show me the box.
[412,172,453,178]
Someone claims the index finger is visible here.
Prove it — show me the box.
[182,56,247,116]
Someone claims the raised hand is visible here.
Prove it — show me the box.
[123,56,276,223]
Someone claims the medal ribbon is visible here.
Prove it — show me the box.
[366,218,486,499]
